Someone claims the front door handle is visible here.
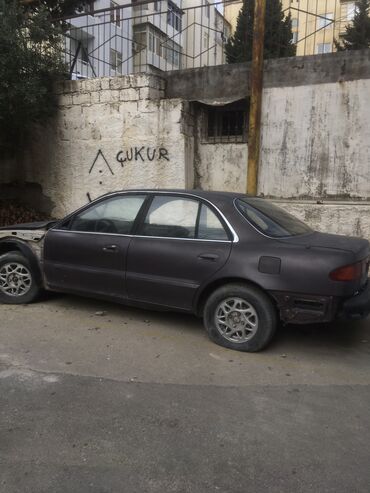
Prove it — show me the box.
[102,244,119,253]
[198,253,219,261]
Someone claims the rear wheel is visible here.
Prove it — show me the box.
[0,252,41,304]
[203,283,277,352]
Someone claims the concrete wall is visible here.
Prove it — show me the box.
[196,143,248,192]
[259,78,370,199]
[274,200,370,240]
[166,49,370,100]
[185,50,370,203]
[20,75,193,218]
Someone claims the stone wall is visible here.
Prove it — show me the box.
[20,74,194,217]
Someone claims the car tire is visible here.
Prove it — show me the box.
[0,252,41,304]
[203,283,277,352]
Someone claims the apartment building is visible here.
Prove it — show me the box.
[132,0,185,72]
[65,0,230,78]
[287,0,357,55]
[65,0,134,78]
[182,0,231,69]
[224,0,357,56]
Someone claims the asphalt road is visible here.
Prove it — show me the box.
[1,293,370,493]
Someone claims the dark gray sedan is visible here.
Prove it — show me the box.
[0,190,369,351]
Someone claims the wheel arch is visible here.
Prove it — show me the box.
[195,277,278,316]
[0,239,43,287]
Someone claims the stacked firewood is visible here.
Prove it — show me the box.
[0,202,47,227]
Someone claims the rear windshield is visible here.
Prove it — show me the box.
[235,198,313,238]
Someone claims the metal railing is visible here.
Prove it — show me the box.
[284,0,356,56]
[63,0,232,79]
[61,0,357,79]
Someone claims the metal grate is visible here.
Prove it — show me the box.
[61,0,232,79]
[200,100,249,144]
[59,0,359,80]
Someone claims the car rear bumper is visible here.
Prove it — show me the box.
[271,283,370,324]
[340,282,370,320]
[270,291,339,324]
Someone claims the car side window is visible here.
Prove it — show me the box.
[69,195,146,234]
[198,204,229,240]
[140,196,198,238]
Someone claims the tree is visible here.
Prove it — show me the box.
[225,0,296,63]
[0,0,83,153]
[335,0,370,51]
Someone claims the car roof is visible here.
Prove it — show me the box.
[102,188,253,202]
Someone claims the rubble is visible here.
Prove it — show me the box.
[0,201,47,227]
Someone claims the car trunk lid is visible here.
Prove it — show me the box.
[279,231,369,260]
[280,231,369,289]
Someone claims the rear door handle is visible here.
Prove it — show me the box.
[198,253,219,261]
[102,244,119,253]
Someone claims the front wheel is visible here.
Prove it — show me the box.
[203,283,277,352]
[0,252,41,304]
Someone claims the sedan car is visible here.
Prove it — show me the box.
[0,189,369,352]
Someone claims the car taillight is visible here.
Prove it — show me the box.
[329,261,364,281]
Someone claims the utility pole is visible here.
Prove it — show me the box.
[247,0,266,195]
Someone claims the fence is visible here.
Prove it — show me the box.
[61,0,357,80]
[63,0,232,79]
[283,0,357,56]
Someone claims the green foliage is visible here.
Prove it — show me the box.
[0,0,83,154]
[36,0,89,19]
[335,0,370,51]
[225,0,296,63]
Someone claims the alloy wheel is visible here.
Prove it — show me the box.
[0,262,32,297]
[214,297,259,343]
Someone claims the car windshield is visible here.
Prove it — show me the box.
[235,198,313,238]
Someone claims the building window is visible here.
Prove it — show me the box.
[292,31,298,43]
[291,18,298,28]
[316,42,332,54]
[204,101,248,143]
[154,1,160,11]
[345,2,356,20]
[133,26,147,53]
[81,1,94,15]
[164,38,181,67]
[134,24,181,68]
[203,0,210,19]
[317,12,333,29]
[110,1,121,27]
[80,39,89,63]
[167,1,182,31]
[149,30,163,56]
[203,31,209,49]
[132,0,149,10]
[110,48,122,73]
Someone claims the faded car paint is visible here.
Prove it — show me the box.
[0,190,369,324]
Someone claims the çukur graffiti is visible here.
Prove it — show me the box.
[87,147,171,202]
[116,147,169,164]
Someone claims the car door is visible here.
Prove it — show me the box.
[126,193,233,310]
[43,193,147,300]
